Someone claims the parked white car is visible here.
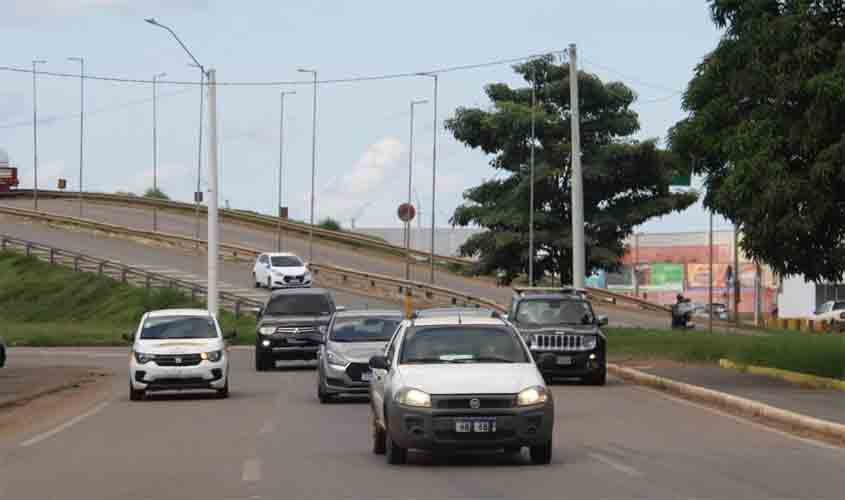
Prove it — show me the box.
[811,300,845,323]
[126,309,236,400]
[253,252,312,289]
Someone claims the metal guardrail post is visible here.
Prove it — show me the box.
[191,287,197,303]
[73,256,80,272]
[49,248,55,264]
[1,237,5,252]
[234,301,241,319]
[121,267,128,283]
[98,262,104,275]
[25,243,32,257]
[145,274,151,290]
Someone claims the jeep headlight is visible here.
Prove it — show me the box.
[258,326,277,335]
[133,351,154,364]
[517,386,549,407]
[201,350,223,362]
[325,350,348,367]
[396,388,432,408]
[582,335,598,350]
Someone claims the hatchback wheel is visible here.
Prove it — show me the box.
[129,381,145,402]
[216,377,229,399]
[385,426,407,465]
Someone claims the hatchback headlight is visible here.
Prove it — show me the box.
[517,386,549,407]
[258,326,277,335]
[201,350,223,362]
[582,335,598,350]
[396,388,432,408]
[325,350,348,367]
[133,351,154,364]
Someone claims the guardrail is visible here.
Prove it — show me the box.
[0,234,263,317]
[0,190,471,267]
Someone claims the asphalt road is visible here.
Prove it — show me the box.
[1,346,843,500]
[1,199,670,329]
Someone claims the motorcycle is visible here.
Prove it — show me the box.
[671,296,696,329]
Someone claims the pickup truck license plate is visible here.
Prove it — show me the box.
[556,355,573,365]
[455,419,496,433]
[361,372,373,382]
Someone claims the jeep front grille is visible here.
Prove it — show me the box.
[531,334,592,352]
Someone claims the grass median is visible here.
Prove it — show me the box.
[0,252,256,347]
[608,327,845,380]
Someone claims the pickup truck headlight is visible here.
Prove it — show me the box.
[396,388,431,408]
[325,350,348,367]
[304,271,313,281]
[517,386,549,407]
[133,351,154,364]
[258,326,277,335]
[582,335,598,350]
[201,350,223,362]
[317,325,327,334]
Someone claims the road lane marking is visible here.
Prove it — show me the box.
[258,420,275,435]
[588,452,644,477]
[20,401,110,448]
[242,458,262,482]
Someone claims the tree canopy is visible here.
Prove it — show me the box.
[446,55,697,283]
[143,187,170,200]
[670,0,845,282]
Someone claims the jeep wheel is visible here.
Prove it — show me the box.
[385,426,407,465]
[372,412,386,455]
[585,364,607,386]
[530,440,552,465]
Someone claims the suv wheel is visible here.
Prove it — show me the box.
[385,424,407,465]
[530,440,552,465]
[129,381,145,401]
[255,350,271,372]
[372,412,386,455]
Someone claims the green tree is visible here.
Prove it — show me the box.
[143,187,170,200]
[670,1,845,282]
[318,217,342,232]
[446,56,697,283]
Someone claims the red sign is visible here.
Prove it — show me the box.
[397,203,415,222]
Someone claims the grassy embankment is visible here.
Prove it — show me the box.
[0,252,256,347]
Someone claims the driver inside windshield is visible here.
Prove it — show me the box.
[516,299,594,325]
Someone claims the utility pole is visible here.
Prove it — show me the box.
[709,210,714,334]
[568,44,585,288]
[32,59,46,211]
[428,74,439,284]
[733,225,740,325]
[633,233,640,298]
[207,69,219,315]
[529,62,536,287]
[405,99,428,281]
[192,66,205,244]
[68,57,85,218]
[152,72,166,232]
[277,91,295,251]
[297,69,318,263]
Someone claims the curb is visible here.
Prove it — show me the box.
[0,371,107,411]
[718,359,845,391]
[608,363,845,444]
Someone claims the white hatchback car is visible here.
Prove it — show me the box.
[126,309,236,400]
[253,252,312,289]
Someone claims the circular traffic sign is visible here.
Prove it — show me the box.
[397,203,416,222]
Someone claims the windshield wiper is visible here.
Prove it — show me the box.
[402,357,453,364]
[453,356,517,364]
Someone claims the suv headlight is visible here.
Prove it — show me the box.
[201,350,223,362]
[325,350,348,367]
[517,386,549,407]
[133,351,154,364]
[258,326,277,335]
[582,335,598,350]
[317,325,327,334]
[396,388,431,408]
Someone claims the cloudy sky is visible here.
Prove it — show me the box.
[1,0,729,232]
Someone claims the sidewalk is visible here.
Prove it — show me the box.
[630,362,845,425]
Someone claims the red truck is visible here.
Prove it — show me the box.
[0,167,19,192]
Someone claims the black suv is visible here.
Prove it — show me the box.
[255,288,338,371]
[507,287,607,385]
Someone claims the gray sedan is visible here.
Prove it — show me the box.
[317,310,402,403]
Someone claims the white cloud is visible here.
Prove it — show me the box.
[6,0,208,24]
[342,136,404,195]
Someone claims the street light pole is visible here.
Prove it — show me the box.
[68,57,84,218]
[417,73,439,284]
[190,64,205,243]
[32,59,46,211]
[278,90,296,252]
[152,72,166,232]
[568,44,585,288]
[406,98,428,281]
[529,63,537,287]
[298,69,318,263]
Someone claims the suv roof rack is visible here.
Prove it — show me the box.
[512,286,587,298]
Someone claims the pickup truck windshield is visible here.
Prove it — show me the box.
[265,294,331,316]
[140,316,218,339]
[400,326,529,364]
[515,299,594,326]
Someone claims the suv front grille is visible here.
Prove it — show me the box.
[433,396,515,410]
[532,334,592,352]
[154,354,202,366]
[274,326,318,335]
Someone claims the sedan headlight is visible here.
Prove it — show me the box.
[582,335,598,350]
[396,388,432,408]
[517,386,549,407]
[133,351,154,364]
[201,350,223,362]
[325,350,348,367]
[258,326,277,335]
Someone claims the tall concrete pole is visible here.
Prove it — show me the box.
[568,44,585,288]
[68,57,85,218]
[428,74,438,284]
[206,69,219,315]
[529,63,536,287]
[709,210,714,334]
[277,91,296,251]
[734,225,740,324]
[32,59,46,210]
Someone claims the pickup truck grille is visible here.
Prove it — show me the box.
[433,396,515,410]
[531,334,592,352]
[274,326,318,335]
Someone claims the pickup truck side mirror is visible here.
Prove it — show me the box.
[369,355,389,370]
[597,315,609,327]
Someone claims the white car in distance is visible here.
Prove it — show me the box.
[126,309,236,401]
[253,252,313,289]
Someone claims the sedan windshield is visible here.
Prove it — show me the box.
[140,316,218,340]
[400,326,529,364]
[271,256,303,267]
[330,316,400,342]
[265,294,331,316]
[515,299,594,326]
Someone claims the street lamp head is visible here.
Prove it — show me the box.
[68,57,83,63]
[412,99,429,105]
[32,59,47,65]
[297,68,316,74]
[144,18,159,26]
[282,90,297,95]
[154,72,167,79]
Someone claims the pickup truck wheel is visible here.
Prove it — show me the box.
[530,440,552,465]
[255,351,270,372]
[267,277,272,290]
[385,425,407,465]
[372,412,386,455]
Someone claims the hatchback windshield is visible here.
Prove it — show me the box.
[515,299,594,325]
[330,316,400,342]
[271,256,303,267]
[265,294,332,316]
[400,326,529,364]
[140,316,218,340]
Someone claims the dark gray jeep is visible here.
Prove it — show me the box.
[508,287,608,385]
[255,288,338,371]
